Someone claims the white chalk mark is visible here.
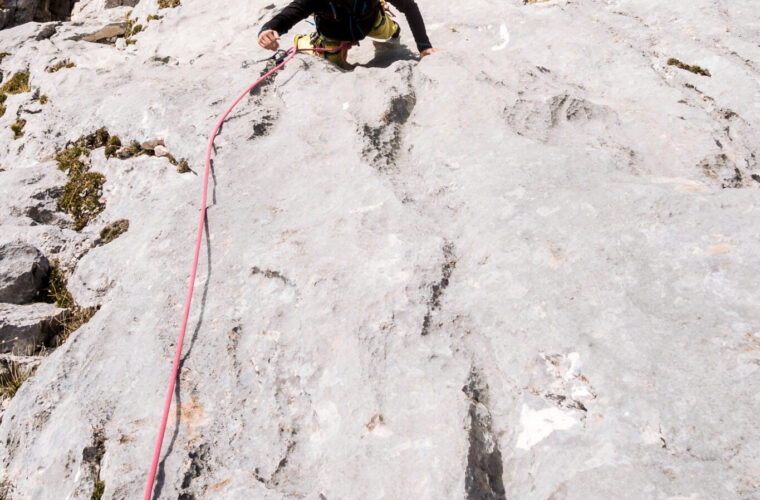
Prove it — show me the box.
[491,24,510,51]
[516,404,579,450]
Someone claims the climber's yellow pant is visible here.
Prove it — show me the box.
[294,10,399,68]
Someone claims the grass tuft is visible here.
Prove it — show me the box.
[57,307,97,346]
[54,129,115,229]
[38,260,98,345]
[158,0,181,8]
[0,362,36,399]
[667,57,711,77]
[91,480,105,500]
[60,171,106,231]
[99,219,129,244]
[47,60,76,73]
[11,118,26,139]
[1,72,31,94]
[105,135,121,158]
[44,260,75,308]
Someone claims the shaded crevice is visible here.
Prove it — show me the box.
[421,242,457,336]
[81,428,106,499]
[253,437,296,489]
[267,439,296,488]
[360,67,417,172]
[247,61,280,140]
[178,443,210,500]
[1,0,76,30]
[462,368,506,500]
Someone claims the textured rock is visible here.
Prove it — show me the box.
[0,241,49,304]
[81,22,126,44]
[0,302,65,354]
[0,0,760,499]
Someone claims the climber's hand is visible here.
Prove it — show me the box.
[258,30,281,51]
[420,47,440,59]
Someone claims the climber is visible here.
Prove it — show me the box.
[258,0,438,68]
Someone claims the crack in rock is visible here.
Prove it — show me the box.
[178,443,210,500]
[421,242,457,336]
[74,427,106,499]
[462,368,506,500]
[360,67,417,172]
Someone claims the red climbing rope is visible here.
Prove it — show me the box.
[143,46,298,500]
[144,40,360,498]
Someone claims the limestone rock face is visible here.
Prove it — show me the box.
[0,241,50,304]
[1,0,760,499]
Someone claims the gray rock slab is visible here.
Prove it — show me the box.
[0,241,49,304]
[0,302,65,354]
[81,22,125,43]
[0,0,759,499]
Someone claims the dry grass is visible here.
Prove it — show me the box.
[47,60,76,73]
[40,261,98,345]
[1,72,30,94]
[0,362,36,399]
[10,118,26,139]
[158,0,181,8]
[56,307,97,346]
[44,260,74,308]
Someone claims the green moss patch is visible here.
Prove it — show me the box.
[54,128,113,230]
[10,118,26,139]
[105,135,121,158]
[1,72,31,94]
[39,94,49,104]
[98,219,129,244]
[0,52,10,64]
[667,58,711,77]
[60,171,106,230]
[147,14,163,21]
[0,94,6,119]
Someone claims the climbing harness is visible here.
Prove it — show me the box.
[143,43,340,500]
[295,32,356,66]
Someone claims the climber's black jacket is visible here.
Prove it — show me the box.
[261,0,432,51]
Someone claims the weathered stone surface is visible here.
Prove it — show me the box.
[1,0,760,499]
[0,302,65,354]
[0,241,49,304]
